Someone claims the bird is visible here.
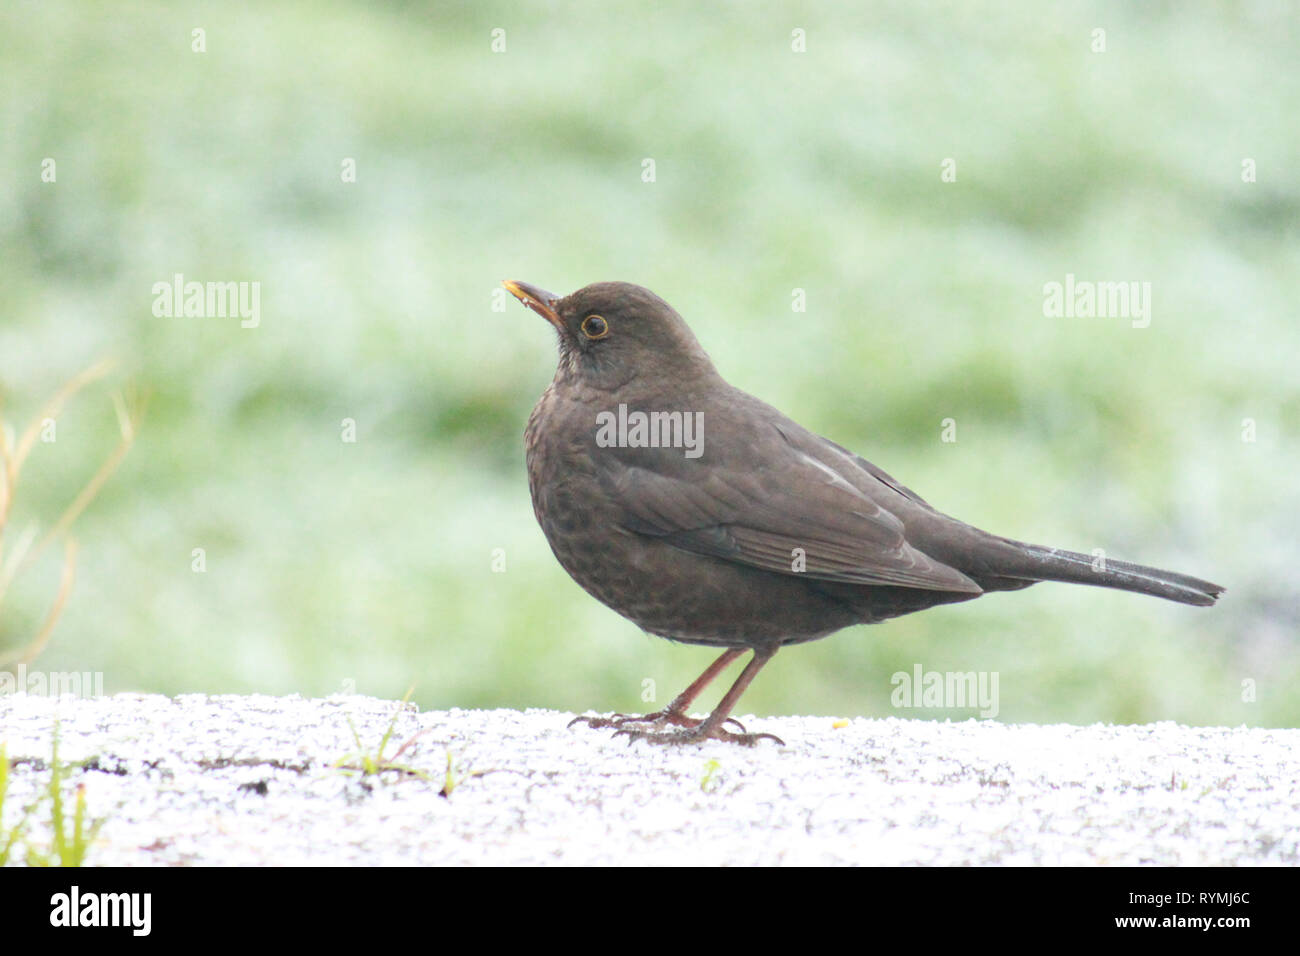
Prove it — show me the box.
[504,279,1224,746]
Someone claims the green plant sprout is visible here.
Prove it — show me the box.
[1,723,108,866]
[334,688,431,780]
[438,750,491,799]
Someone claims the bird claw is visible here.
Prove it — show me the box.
[568,711,747,733]
[611,725,784,748]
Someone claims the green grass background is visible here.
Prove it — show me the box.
[1,1,1296,726]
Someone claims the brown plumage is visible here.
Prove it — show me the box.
[506,279,1224,746]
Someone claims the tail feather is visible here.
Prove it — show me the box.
[995,542,1224,607]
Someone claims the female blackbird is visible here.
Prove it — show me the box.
[505,279,1223,746]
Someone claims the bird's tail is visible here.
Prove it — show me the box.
[993,541,1224,607]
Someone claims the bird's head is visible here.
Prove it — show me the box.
[503,280,717,390]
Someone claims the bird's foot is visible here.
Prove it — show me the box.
[612,723,784,748]
[568,710,746,733]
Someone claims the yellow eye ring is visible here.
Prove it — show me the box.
[581,314,609,339]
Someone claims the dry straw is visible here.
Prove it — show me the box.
[0,360,143,670]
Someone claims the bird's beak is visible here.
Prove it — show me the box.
[503,280,563,329]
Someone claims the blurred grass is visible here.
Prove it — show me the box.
[1,0,1297,727]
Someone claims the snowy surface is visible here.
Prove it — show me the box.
[1,693,1296,866]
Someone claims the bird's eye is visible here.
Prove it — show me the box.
[581,314,609,339]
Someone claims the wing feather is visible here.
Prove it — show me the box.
[601,418,979,593]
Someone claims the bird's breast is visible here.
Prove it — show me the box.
[523,387,859,647]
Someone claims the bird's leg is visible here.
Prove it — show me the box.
[613,646,784,747]
[568,648,747,732]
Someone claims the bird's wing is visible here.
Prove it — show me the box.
[601,419,980,593]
